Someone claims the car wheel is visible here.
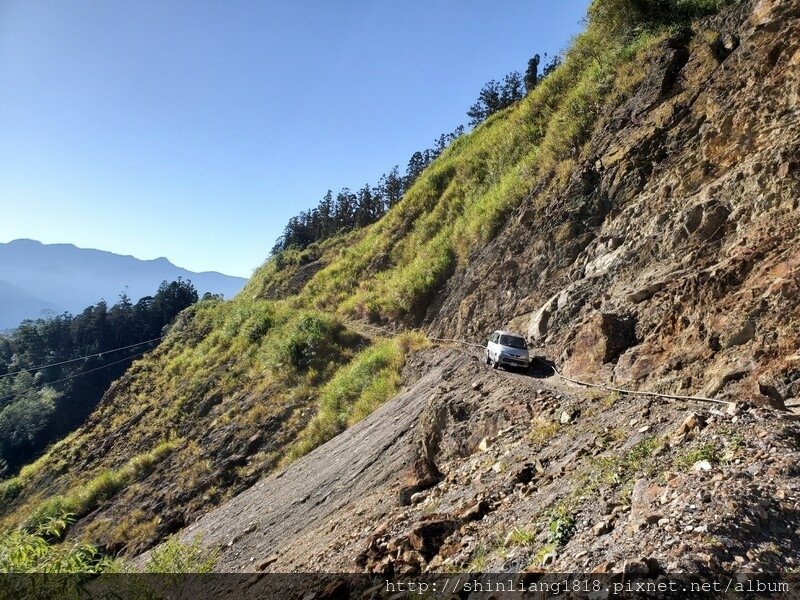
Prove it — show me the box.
[492,357,499,369]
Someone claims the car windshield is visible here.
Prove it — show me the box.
[499,335,526,349]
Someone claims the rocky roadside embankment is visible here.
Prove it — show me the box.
[143,347,800,576]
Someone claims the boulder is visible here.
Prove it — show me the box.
[674,412,706,437]
[757,375,787,407]
[408,518,459,561]
[563,313,637,380]
[722,319,756,348]
[527,282,591,342]
[528,292,560,341]
[628,478,663,533]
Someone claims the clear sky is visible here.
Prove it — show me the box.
[0,0,589,278]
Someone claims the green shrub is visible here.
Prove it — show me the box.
[0,477,22,503]
[673,441,721,470]
[588,0,738,41]
[244,310,275,343]
[284,315,333,369]
[507,528,537,547]
[24,496,79,535]
[265,312,349,375]
[548,513,576,546]
[286,333,426,461]
[0,514,110,573]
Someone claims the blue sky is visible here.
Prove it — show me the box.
[0,0,589,278]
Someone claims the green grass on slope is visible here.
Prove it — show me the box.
[286,331,427,462]
[0,296,424,549]
[291,19,672,323]
[21,440,181,534]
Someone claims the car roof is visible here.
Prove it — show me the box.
[493,330,526,338]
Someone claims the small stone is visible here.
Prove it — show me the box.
[645,513,663,525]
[256,555,278,571]
[638,425,651,433]
[592,561,615,573]
[675,413,704,436]
[593,521,613,536]
[560,410,573,425]
[623,559,649,575]
[692,460,713,472]
[471,380,482,391]
[478,437,490,452]
[727,403,743,416]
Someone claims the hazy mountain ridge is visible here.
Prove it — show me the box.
[0,279,60,331]
[0,239,247,328]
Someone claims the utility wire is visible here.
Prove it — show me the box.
[0,336,165,380]
[0,346,156,404]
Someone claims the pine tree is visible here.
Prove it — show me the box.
[524,54,541,92]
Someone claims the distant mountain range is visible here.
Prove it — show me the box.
[0,239,247,330]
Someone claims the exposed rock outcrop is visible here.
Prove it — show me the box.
[429,0,800,408]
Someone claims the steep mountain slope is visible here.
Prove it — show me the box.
[2,0,798,577]
[0,239,246,328]
[428,0,800,409]
[153,0,800,575]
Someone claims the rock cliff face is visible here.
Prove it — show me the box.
[429,0,800,408]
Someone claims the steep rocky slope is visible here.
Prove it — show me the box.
[1,0,798,577]
[430,0,800,409]
[157,346,800,575]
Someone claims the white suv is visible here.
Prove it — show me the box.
[485,330,531,371]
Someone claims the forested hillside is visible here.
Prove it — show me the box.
[270,53,560,254]
[0,279,199,475]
